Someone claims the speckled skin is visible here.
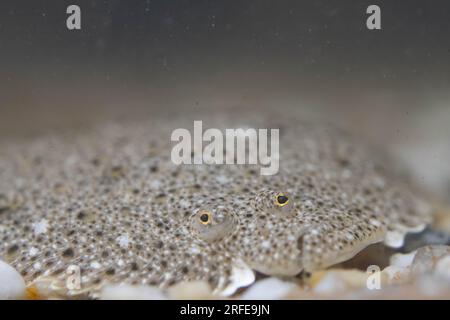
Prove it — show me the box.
[0,115,432,298]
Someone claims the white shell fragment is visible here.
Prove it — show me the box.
[240,278,297,300]
[217,259,255,296]
[382,251,417,285]
[390,250,417,268]
[0,260,26,300]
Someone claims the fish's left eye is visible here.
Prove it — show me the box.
[275,193,289,207]
[198,210,212,225]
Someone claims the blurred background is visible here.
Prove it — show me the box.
[0,0,449,203]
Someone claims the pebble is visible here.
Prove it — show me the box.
[0,260,26,299]
[167,281,214,300]
[435,255,450,280]
[433,208,450,233]
[312,269,373,295]
[100,284,167,300]
[410,245,450,277]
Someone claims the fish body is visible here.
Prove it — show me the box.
[0,116,432,298]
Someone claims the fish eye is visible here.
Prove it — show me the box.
[275,193,289,207]
[198,210,212,225]
[190,207,236,241]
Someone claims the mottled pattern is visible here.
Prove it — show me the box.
[0,114,432,298]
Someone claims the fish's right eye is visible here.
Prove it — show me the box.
[190,207,236,241]
[275,193,289,207]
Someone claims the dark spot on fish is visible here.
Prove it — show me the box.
[130,262,139,271]
[7,244,19,255]
[76,211,86,220]
[62,248,74,258]
[105,268,115,276]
